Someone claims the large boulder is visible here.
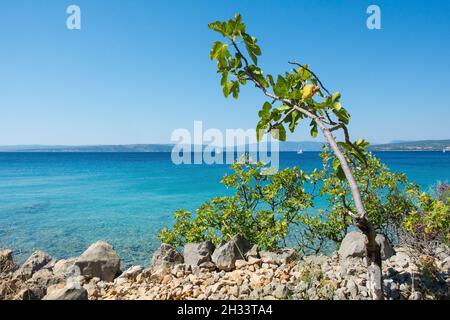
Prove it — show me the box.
[211,235,251,271]
[75,241,120,282]
[151,244,184,270]
[118,265,144,280]
[15,287,47,300]
[245,245,260,259]
[15,251,53,280]
[338,232,367,259]
[53,258,77,276]
[184,241,215,266]
[375,234,395,260]
[339,232,394,260]
[29,268,62,288]
[43,287,88,300]
[150,244,184,281]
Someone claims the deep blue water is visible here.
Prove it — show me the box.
[0,152,449,267]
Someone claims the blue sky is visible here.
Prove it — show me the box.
[0,0,449,145]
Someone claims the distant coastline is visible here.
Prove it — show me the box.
[369,140,450,152]
[1,139,449,153]
[0,142,323,153]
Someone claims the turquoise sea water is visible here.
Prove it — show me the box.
[0,152,449,267]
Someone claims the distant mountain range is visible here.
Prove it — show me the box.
[368,140,450,152]
[0,142,324,152]
[0,140,448,152]
[0,144,175,153]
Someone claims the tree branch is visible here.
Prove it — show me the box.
[288,61,332,96]
[267,108,296,133]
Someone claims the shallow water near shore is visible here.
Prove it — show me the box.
[0,151,449,267]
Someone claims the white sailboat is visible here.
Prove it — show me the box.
[297,148,303,154]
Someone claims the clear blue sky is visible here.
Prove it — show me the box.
[1,0,449,145]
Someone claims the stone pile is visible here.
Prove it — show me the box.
[1,233,449,300]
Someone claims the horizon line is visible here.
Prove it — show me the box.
[1,138,450,148]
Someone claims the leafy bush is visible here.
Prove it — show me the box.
[159,149,448,254]
[295,148,419,253]
[159,159,312,250]
[402,182,450,246]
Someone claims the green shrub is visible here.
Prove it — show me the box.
[296,148,419,253]
[159,150,448,254]
[159,159,312,250]
[403,182,450,246]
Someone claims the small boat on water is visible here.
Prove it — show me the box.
[297,148,303,154]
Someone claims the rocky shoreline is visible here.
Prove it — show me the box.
[1,232,449,300]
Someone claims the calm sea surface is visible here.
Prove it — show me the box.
[0,152,449,266]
